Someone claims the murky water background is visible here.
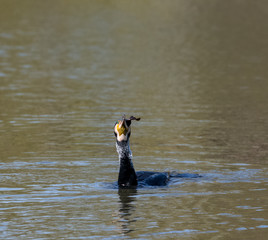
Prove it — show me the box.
[1,0,268,239]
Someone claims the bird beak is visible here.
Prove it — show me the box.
[120,115,129,129]
[119,120,124,128]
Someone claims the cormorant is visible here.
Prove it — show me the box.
[114,115,171,188]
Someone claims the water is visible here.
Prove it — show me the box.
[1,0,268,239]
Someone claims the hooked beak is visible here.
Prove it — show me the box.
[119,118,126,129]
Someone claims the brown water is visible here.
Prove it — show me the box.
[1,0,268,239]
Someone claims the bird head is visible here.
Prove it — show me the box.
[114,115,140,142]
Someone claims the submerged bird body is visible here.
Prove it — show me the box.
[114,115,170,188]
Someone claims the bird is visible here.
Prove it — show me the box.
[114,115,198,188]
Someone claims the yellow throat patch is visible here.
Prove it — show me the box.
[116,122,128,136]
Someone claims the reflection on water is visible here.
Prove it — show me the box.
[1,0,268,239]
[115,188,137,235]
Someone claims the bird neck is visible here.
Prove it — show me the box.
[116,140,137,187]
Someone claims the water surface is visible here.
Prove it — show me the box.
[0,0,268,239]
